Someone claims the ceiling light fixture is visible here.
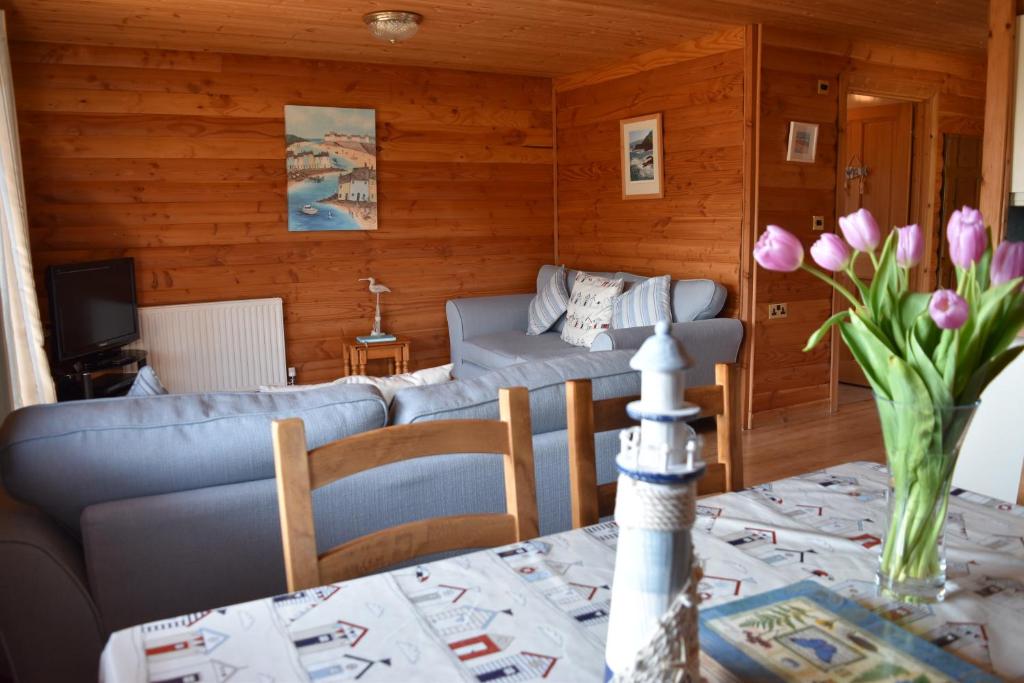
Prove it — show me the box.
[363,10,423,44]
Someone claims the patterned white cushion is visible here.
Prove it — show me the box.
[126,365,169,397]
[527,265,570,335]
[612,275,672,329]
[560,272,624,348]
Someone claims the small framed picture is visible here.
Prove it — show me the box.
[786,121,819,163]
[620,113,664,200]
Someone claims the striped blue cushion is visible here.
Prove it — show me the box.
[127,365,169,397]
[527,266,570,335]
[611,275,671,329]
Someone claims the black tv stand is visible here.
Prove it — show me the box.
[56,349,148,401]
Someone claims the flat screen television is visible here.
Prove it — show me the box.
[47,258,140,363]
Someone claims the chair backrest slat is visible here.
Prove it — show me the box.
[273,386,537,591]
[566,363,743,528]
[686,385,724,418]
[1018,461,1024,506]
[588,386,725,434]
[319,513,517,581]
[591,395,637,433]
[308,419,509,489]
[566,379,599,529]
[500,387,540,540]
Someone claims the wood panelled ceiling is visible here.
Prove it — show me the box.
[2,0,987,77]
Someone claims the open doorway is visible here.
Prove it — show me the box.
[834,94,915,404]
[937,134,982,290]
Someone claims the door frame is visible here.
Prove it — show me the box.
[829,73,941,413]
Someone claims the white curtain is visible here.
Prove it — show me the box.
[0,11,55,414]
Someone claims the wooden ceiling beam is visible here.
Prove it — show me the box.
[3,0,988,77]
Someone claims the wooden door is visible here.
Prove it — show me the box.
[837,101,914,386]
[937,135,982,290]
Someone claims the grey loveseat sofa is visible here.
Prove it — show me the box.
[447,264,743,379]
[4,349,742,682]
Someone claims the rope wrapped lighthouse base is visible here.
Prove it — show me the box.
[610,476,703,683]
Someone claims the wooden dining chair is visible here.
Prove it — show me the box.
[1018,461,1024,506]
[565,363,743,528]
[272,386,538,591]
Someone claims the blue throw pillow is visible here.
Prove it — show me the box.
[127,365,169,397]
[611,275,672,329]
[527,265,570,335]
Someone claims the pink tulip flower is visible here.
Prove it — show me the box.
[946,206,987,269]
[838,208,881,252]
[810,233,851,271]
[754,225,804,272]
[895,224,923,268]
[929,289,969,330]
[991,241,1024,287]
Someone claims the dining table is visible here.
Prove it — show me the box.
[99,460,1024,682]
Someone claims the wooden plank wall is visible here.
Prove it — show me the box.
[554,29,748,315]
[12,42,554,383]
[751,31,986,424]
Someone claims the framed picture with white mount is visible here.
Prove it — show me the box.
[620,113,664,200]
[786,121,819,163]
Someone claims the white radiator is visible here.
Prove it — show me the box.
[127,298,287,393]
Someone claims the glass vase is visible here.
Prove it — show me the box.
[874,397,979,604]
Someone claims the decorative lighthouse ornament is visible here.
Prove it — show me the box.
[605,320,705,682]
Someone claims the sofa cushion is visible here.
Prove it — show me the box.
[462,330,583,369]
[536,265,617,334]
[612,274,671,329]
[260,364,453,405]
[536,264,616,296]
[527,265,569,335]
[615,271,726,322]
[538,266,725,324]
[561,272,624,348]
[126,365,168,397]
[0,384,388,534]
[669,279,727,321]
[391,349,640,435]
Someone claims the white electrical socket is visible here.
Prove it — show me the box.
[287,366,297,385]
[769,303,788,319]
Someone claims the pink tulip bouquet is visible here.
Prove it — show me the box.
[755,207,1024,603]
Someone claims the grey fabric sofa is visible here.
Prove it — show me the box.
[446,264,742,380]
[0,349,684,683]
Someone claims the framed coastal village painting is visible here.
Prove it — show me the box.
[786,121,819,163]
[620,113,664,200]
[284,105,378,231]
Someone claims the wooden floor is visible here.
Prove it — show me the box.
[701,398,884,487]
[743,400,884,485]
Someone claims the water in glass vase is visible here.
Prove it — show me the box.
[875,397,979,604]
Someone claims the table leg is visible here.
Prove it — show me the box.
[400,345,410,374]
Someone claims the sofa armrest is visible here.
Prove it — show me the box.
[446,293,534,377]
[0,496,103,682]
[590,318,744,386]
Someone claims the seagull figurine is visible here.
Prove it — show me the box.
[359,277,392,337]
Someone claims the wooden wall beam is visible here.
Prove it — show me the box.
[739,24,761,430]
[980,0,1017,239]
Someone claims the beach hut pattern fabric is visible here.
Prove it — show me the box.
[99,462,1024,682]
[560,273,624,347]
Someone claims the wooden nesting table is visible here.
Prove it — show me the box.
[343,337,410,376]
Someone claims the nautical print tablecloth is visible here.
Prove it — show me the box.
[99,461,1024,682]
